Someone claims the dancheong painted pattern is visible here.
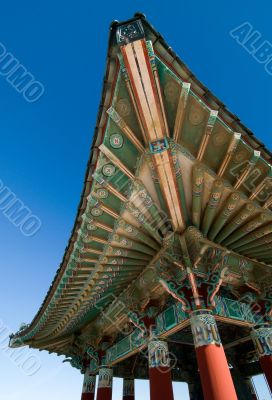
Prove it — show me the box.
[10,13,272,400]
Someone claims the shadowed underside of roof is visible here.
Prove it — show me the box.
[10,13,272,355]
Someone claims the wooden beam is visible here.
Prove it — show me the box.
[173,83,191,141]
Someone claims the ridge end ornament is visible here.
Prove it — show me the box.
[116,20,145,45]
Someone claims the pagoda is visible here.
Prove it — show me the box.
[10,13,272,400]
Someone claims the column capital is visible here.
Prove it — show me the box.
[148,338,174,400]
[190,310,238,399]
[190,309,222,348]
[251,324,272,357]
[82,370,96,394]
[98,367,113,389]
[148,338,171,369]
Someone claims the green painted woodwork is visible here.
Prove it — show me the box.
[202,120,233,172]
[10,16,272,362]
[101,295,258,367]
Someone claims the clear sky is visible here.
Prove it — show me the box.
[0,0,272,399]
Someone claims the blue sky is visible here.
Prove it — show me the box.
[0,0,272,399]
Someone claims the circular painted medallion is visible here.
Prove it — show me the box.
[118,219,126,228]
[233,150,248,163]
[116,98,131,117]
[125,225,133,234]
[91,208,103,217]
[120,238,129,246]
[87,223,97,231]
[102,164,116,177]
[188,103,204,126]
[96,188,109,199]
[110,133,123,149]
[212,131,229,147]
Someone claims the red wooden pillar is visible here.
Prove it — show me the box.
[81,368,96,400]
[190,309,237,400]
[123,378,134,400]
[251,325,272,393]
[148,339,174,400]
[96,367,113,400]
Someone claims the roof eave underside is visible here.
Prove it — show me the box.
[12,13,272,345]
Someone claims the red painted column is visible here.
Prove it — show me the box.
[190,309,237,400]
[148,339,174,400]
[123,378,134,400]
[96,367,113,400]
[81,368,96,400]
[251,325,272,393]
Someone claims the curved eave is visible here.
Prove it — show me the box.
[11,13,272,349]
[10,20,121,346]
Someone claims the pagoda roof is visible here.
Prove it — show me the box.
[10,13,272,356]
